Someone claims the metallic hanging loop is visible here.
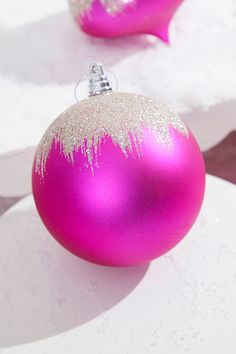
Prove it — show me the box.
[74,63,118,104]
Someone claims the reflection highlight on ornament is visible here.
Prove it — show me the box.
[80,165,132,218]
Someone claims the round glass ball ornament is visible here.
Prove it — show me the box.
[32,64,205,267]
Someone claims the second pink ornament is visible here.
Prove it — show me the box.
[69,0,183,43]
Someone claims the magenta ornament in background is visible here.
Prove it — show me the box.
[32,87,205,267]
[69,0,183,43]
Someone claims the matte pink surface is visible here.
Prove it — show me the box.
[32,128,205,266]
[76,0,183,42]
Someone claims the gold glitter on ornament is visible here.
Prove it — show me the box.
[101,0,134,14]
[69,0,92,15]
[35,92,189,176]
[69,0,135,16]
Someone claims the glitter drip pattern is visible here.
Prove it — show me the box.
[69,0,135,15]
[35,92,188,176]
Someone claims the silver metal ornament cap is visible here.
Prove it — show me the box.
[89,63,112,97]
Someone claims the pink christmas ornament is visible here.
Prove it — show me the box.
[32,63,205,267]
[69,0,183,43]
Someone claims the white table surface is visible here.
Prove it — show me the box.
[0,175,236,353]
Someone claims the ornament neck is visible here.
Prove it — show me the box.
[89,63,112,97]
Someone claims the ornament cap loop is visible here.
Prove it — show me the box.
[74,62,118,103]
[89,62,112,97]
